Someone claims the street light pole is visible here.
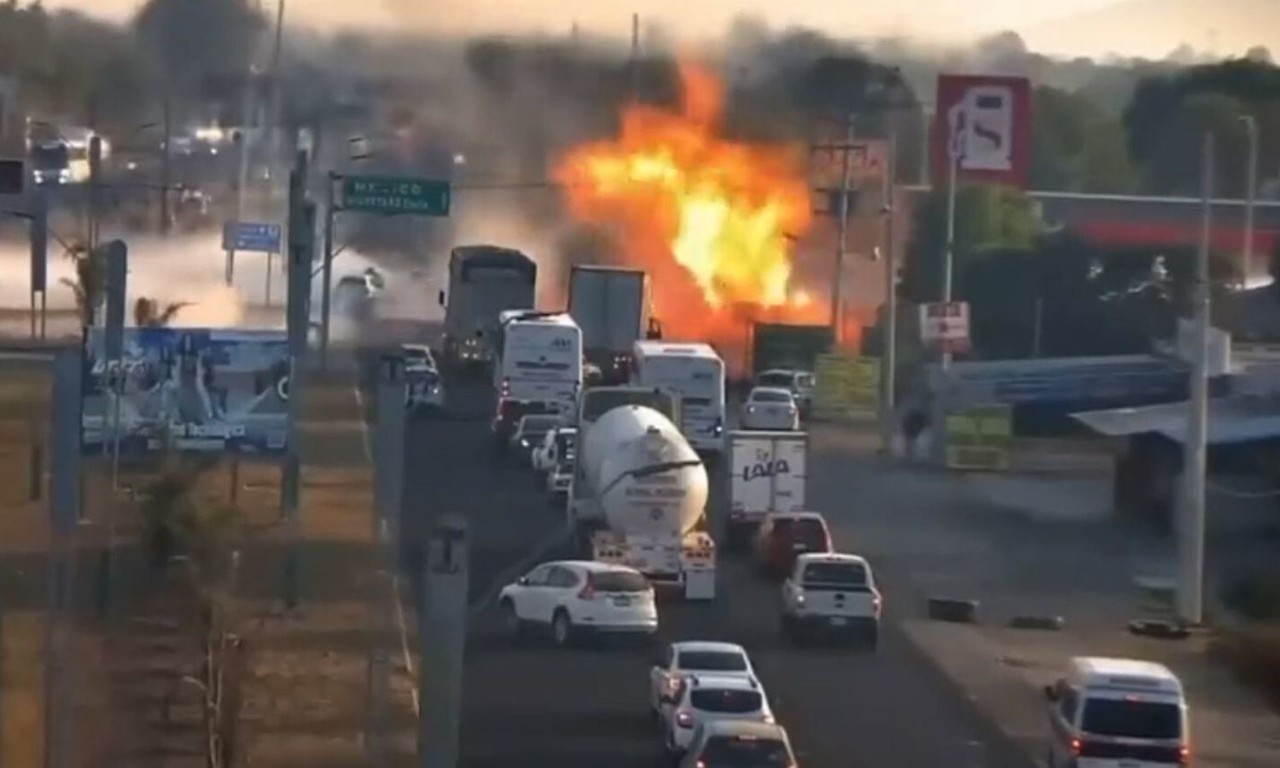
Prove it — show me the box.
[1240,114,1258,287]
[880,127,898,454]
[941,111,961,370]
[1178,130,1213,627]
[831,114,856,345]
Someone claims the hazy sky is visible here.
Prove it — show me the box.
[47,0,1120,49]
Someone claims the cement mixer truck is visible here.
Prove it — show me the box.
[568,389,717,600]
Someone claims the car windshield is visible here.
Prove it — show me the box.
[1081,698,1182,739]
[699,735,791,766]
[589,570,649,593]
[801,562,867,586]
[677,651,748,672]
[752,390,791,404]
[756,373,793,388]
[690,689,762,713]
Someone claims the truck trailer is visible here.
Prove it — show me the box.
[726,430,808,548]
[567,265,662,384]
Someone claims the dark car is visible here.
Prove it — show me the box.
[492,398,555,454]
[752,512,833,578]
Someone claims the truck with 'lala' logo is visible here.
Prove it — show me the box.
[725,430,808,549]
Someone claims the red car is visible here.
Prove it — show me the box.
[752,512,833,578]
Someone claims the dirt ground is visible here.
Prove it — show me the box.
[235,371,417,766]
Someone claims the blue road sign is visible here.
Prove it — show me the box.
[223,221,283,253]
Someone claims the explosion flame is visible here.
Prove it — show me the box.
[555,61,823,361]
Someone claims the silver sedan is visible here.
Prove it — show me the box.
[740,386,800,431]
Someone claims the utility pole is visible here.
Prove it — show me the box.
[159,94,172,235]
[320,172,337,371]
[267,0,287,182]
[282,150,311,610]
[87,136,102,253]
[30,186,48,339]
[418,514,468,768]
[941,109,962,370]
[879,127,898,454]
[830,114,856,344]
[1240,114,1258,287]
[629,13,640,98]
[1178,131,1213,627]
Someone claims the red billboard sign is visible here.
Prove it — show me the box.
[932,74,1032,189]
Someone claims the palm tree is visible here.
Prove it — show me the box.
[133,297,190,327]
[59,243,105,326]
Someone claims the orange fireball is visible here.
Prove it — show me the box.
[555,61,817,350]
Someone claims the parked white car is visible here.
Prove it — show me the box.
[740,387,800,431]
[649,641,756,719]
[662,673,775,755]
[497,560,657,647]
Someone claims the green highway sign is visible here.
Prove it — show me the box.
[341,175,451,216]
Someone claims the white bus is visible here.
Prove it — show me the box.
[494,310,583,420]
[631,341,726,453]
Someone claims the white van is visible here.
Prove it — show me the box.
[1044,656,1190,768]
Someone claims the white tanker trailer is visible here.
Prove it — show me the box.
[568,401,717,600]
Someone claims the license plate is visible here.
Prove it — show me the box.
[613,597,631,607]
[830,617,848,627]
[792,543,807,551]
[1118,761,1139,768]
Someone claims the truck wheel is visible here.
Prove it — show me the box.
[551,609,575,648]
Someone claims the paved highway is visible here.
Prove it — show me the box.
[371,343,1037,768]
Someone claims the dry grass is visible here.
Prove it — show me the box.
[0,362,52,768]
[236,376,416,766]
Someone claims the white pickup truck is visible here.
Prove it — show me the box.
[726,430,807,549]
[780,553,881,648]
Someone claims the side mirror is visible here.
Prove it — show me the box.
[517,576,529,587]
[437,290,445,306]
[1043,684,1057,701]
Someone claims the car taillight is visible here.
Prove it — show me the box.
[676,711,693,728]
[873,592,882,612]
[1070,738,1082,757]
[695,761,706,768]
[1180,745,1191,765]
[665,677,682,693]
[501,378,511,396]
[577,575,596,600]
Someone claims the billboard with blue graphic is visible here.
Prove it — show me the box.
[82,328,290,456]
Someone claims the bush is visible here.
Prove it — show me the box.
[138,454,239,580]
[1211,628,1280,710]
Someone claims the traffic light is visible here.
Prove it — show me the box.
[0,158,23,195]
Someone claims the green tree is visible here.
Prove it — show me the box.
[59,243,104,326]
[132,0,265,88]
[900,184,1043,304]
[1123,58,1280,197]
[1030,85,1137,192]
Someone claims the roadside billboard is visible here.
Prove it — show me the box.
[813,353,880,421]
[82,328,290,456]
[932,74,1032,189]
[945,405,1013,471]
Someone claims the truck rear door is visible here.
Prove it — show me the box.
[728,431,807,524]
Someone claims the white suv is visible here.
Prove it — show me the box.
[497,560,657,647]
[662,673,775,755]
